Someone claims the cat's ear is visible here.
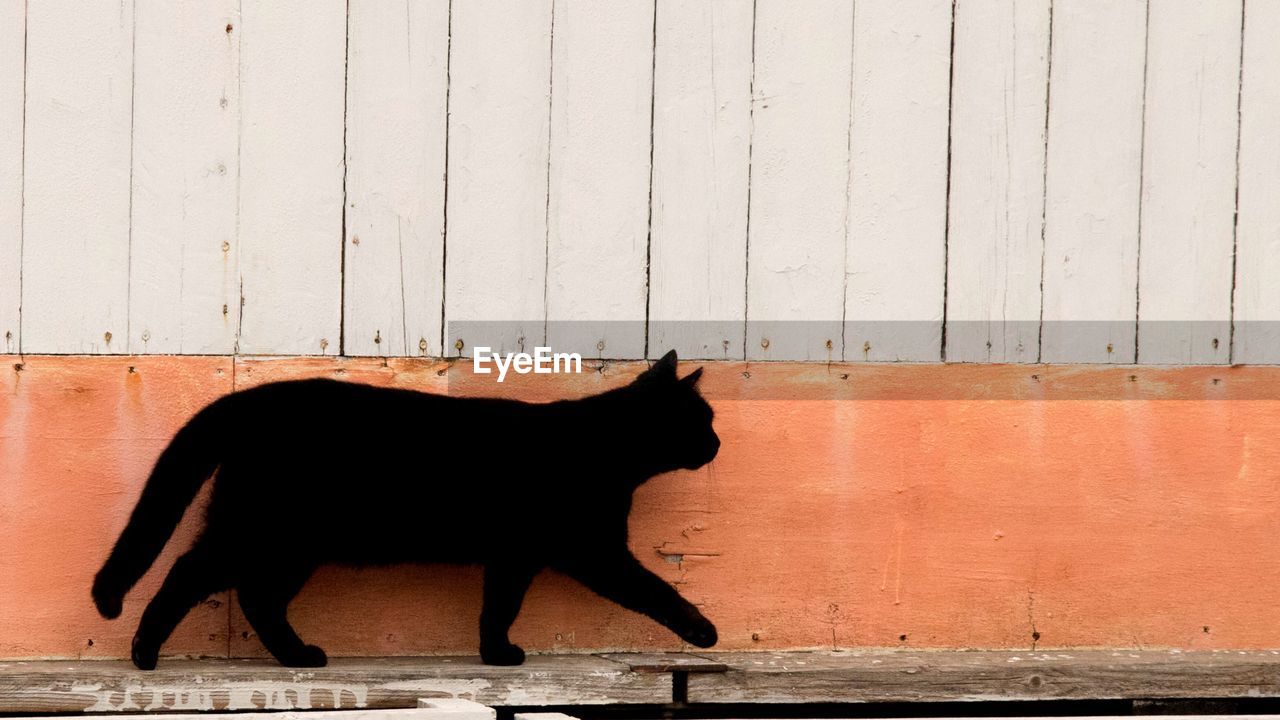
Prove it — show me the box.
[680,366,704,387]
[637,349,679,383]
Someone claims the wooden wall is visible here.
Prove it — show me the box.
[6,358,1280,660]
[2,0,1278,363]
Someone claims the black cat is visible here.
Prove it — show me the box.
[92,350,720,670]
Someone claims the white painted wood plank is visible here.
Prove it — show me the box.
[1233,0,1280,364]
[0,0,22,353]
[236,0,345,356]
[647,0,753,361]
[943,0,1051,364]
[344,0,448,358]
[20,0,134,354]
[545,0,654,360]
[845,0,952,362]
[444,0,552,359]
[1040,0,1148,363]
[745,0,852,361]
[128,0,240,354]
[1136,0,1241,365]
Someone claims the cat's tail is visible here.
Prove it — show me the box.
[92,395,234,619]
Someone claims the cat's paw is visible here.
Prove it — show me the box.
[680,617,718,648]
[92,584,123,620]
[131,636,159,671]
[480,642,526,666]
[279,644,328,668]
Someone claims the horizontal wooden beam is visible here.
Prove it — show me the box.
[6,651,1280,714]
[686,650,1280,704]
[0,656,669,713]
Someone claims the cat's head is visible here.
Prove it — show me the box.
[632,350,720,471]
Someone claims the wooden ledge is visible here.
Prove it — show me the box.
[4,650,1280,713]
[687,650,1280,704]
[0,655,670,713]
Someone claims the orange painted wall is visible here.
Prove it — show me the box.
[3,356,1280,661]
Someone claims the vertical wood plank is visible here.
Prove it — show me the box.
[647,0,753,361]
[1136,0,1241,365]
[845,0,953,362]
[545,0,654,360]
[344,0,448,358]
[0,0,21,353]
[128,0,240,354]
[1233,0,1280,364]
[943,0,1051,364]
[21,0,134,354]
[444,0,552,359]
[237,0,346,356]
[1040,0,1148,363]
[745,0,852,362]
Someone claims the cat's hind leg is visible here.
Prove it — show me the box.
[131,539,228,670]
[479,562,541,666]
[560,550,717,649]
[236,565,325,668]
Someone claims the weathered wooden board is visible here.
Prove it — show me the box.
[8,650,1280,713]
[544,0,654,360]
[844,0,951,362]
[0,0,22,353]
[944,0,1050,363]
[8,358,1280,663]
[128,0,240,354]
[646,0,753,361]
[236,0,345,355]
[444,0,553,358]
[0,656,672,713]
[0,357,233,661]
[686,650,1280,703]
[20,0,134,353]
[598,652,728,674]
[745,0,851,362]
[344,0,449,358]
[1233,0,1280,365]
[1040,0,1147,363]
[1,706,493,720]
[1136,0,1241,365]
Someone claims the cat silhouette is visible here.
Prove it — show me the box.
[92,349,720,669]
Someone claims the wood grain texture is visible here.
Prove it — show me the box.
[944,0,1051,363]
[545,0,654,360]
[344,0,448,358]
[0,656,670,713]
[128,0,240,354]
[444,0,553,358]
[7,650,1280,712]
[647,0,753,361]
[0,706,493,720]
[844,0,952,362]
[0,0,21,353]
[20,0,134,354]
[687,650,1280,703]
[1040,0,1148,363]
[1136,0,1241,365]
[236,0,345,356]
[598,652,728,673]
[1233,0,1280,365]
[745,0,851,362]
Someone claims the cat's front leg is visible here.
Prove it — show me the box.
[479,562,541,666]
[560,551,717,649]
